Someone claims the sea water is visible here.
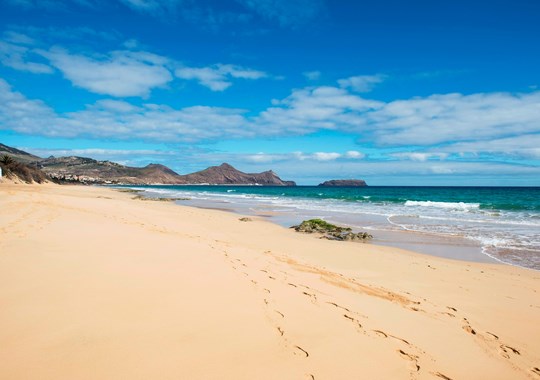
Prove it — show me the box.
[121,185,540,270]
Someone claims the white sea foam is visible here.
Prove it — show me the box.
[404,200,480,209]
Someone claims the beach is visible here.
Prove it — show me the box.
[1,182,539,379]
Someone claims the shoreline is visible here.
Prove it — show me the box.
[120,184,540,270]
[1,182,539,379]
[137,190,501,267]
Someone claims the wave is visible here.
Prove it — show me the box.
[404,200,480,209]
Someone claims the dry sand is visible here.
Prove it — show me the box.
[0,182,539,379]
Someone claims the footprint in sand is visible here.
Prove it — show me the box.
[433,372,453,380]
[398,349,420,372]
[326,302,350,312]
[294,346,309,358]
[499,344,520,359]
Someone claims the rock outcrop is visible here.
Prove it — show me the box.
[318,179,367,187]
[291,219,372,242]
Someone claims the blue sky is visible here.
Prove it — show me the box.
[0,0,539,185]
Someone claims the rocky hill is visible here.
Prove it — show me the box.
[0,143,40,163]
[0,143,295,186]
[180,163,296,186]
[318,179,367,187]
[36,156,185,184]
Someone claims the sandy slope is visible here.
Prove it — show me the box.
[0,183,539,379]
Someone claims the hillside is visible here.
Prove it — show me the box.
[0,143,41,163]
[179,163,296,186]
[37,156,185,184]
[0,155,48,184]
[0,143,295,186]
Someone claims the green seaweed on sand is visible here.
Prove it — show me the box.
[291,219,372,242]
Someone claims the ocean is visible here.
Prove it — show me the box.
[121,185,540,270]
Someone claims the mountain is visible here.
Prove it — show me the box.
[179,163,296,186]
[36,156,186,184]
[0,143,295,186]
[318,179,367,187]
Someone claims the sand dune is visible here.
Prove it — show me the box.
[1,183,539,379]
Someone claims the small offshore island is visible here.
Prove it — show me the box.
[318,179,367,187]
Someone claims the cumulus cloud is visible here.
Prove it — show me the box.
[0,78,251,142]
[39,48,173,97]
[0,30,270,96]
[0,39,53,74]
[257,86,383,135]
[175,64,267,91]
[338,74,386,93]
[254,85,540,152]
[2,75,540,166]
[311,152,341,161]
[369,92,540,146]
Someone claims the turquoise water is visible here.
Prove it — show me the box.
[123,185,540,270]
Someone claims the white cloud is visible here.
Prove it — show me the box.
[175,64,267,91]
[312,152,341,161]
[3,31,35,45]
[0,40,53,74]
[24,147,173,158]
[254,85,540,151]
[240,151,366,164]
[40,48,173,97]
[338,74,386,93]
[0,78,251,142]
[345,150,364,159]
[436,134,540,159]
[430,166,454,174]
[2,74,540,168]
[369,92,540,146]
[245,152,288,163]
[1,30,270,95]
[303,70,321,81]
[392,152,448,161]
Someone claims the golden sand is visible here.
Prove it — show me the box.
[1,182,539,379]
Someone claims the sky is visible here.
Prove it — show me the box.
[0,0,539,185]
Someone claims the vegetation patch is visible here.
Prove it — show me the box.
[0,155,48,184]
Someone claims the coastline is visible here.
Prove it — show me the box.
[1,182,539,379]
[134,188,499,266]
